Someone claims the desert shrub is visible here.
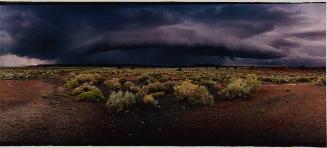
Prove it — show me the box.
[65,73,103,89]
[260,75,273,82]
[104,78,121,90]
[194,79,215,89]
[135,87,148,98]
[149,72,164,79]
[271,76,289,84]
[130,85,142,94]
[189,75,202,82]
[73,83,98,95]
[296,76,311,82]
[146,81,176,93]
[143,94,158,106]
[220,75,261,99]
[76,88,105,102]
[137,74,154,85]
[244,74,261,91]
[288,77,298,83]
[213,75,228,83]
[161,81,176,93]
[314,76,326,86]
[220,78,251,99]
[146,82,163,93]
[123,81,135,90]
[137,74,149,83]
[174,80,214,106]
[106,90,137,112]
[119,77,127,85]
[158,76,169,82]
[122,81,141,93]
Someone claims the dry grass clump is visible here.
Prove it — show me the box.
[174,80,214,106]
[143,94,158,106]
[104,78,121,90]
[161,81,176,93]
[137,74,154,85]
[106,90,137,112]
[142,91,165,106]
[123,81,135,89]
[220,74,261,99]
[123,81,141,94]
[146,82,163,93]
[146,81,176,93]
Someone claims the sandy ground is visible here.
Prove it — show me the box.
[0,80,325,146]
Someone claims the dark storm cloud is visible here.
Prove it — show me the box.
[189,4,300,23]
[288,30,326,40]
[270,39,300,49]
[80,39,284,59]
[0,3,325,66]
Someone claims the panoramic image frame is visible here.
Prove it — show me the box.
[0,1,326,146]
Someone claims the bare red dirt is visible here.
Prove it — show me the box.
[0,80,325,146]
[0,80,54,110]
[168,83,326,146]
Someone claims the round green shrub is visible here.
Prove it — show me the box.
[76,88,105,102]
[73,83,98,95]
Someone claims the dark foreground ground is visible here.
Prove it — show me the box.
[0,80,325,146]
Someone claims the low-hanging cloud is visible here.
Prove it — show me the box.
[0,3,325,66]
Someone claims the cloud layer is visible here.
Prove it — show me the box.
[0,3,325,66]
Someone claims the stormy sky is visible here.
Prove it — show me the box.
[0,3,325,67]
